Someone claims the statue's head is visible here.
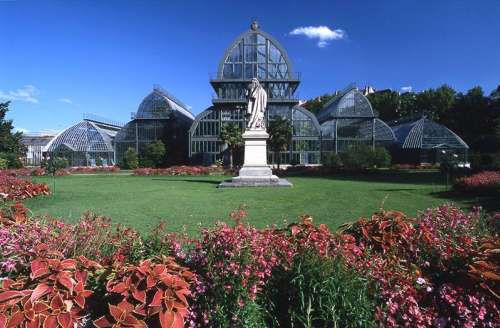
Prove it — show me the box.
[250,78,260,89]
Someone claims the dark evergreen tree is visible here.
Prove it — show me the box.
[0,102,26,168]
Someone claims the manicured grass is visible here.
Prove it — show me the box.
[22,171,484,234]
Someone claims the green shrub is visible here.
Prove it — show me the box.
[323,152,342,169]
[95,156,103,167]
[265,253,376,327]
[0,157,7,169]
[0,152,23,168]
[44,157,69,175]
[140,140,166,168]
[339,145,391,170]
[122,147,139,169]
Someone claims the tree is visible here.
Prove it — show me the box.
[367,91,400,121]
[43,157,69,194]
[268,116,293,169]
[219,123,243,169]
[302,94,334,115]
[140,140,166,168]
[415,85,455,121]
[122,147,139,169]
[0,102,26,168]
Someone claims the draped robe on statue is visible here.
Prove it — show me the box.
[247,78,267,129]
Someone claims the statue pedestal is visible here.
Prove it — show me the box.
[218,129,293,188]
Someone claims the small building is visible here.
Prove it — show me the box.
[114,86,194,166]
[21,132,57,166]
[44,118,122,166]
[390,116,469,164]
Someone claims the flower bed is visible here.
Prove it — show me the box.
[454,170,500,194]
[0,204,498,327]
[0,166,120,177]
[0,174,49,201]
[133,165,224,176]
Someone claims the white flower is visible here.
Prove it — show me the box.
[427,286,433,292]
[416,277,426,285]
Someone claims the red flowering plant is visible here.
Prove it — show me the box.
[0,173,49,202]
[0,244,99,328]
[454,170,500,194]
[94,257,193,328]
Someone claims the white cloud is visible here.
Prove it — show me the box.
[0,85,39,103]
[401,86,413,93]
[57,98,73,104]
[290,25,346,48]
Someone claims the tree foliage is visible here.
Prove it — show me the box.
[268,116,292,169]
[140,140,166,168]
[122,147,139,169]
[0,102,25,168]
[302,94,334,115]
[219,123,243,169]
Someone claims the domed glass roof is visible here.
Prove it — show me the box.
[136,86,194,120]
[45,120,114,153]
[392,117,469,149]
[317,87,376,123]
[218,21,293,80]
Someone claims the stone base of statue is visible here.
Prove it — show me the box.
[218,129,293,188]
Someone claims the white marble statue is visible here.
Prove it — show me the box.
[246,78,267,129]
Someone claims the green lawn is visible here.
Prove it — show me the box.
[22,171,489,234]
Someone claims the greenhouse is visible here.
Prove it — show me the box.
[317,86,396,160]
[44,119,121,166]
[115,86,194,165]
[189,21,322,166]
[390,116,469,164]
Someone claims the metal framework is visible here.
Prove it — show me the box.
[390,116,469,163]
[115,86,194,165]
[45,120,119,166]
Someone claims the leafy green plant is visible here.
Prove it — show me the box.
[122,147,139,169]
[140,140,166,168]
[0,158,7,170]
[265,253,376,328]
[219,123,243,169]
[323,152,342,169]
[268,117,293,169]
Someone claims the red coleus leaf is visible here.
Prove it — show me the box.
[0,291,25,304]
[24,309,35,321]
[50,293,64,311]
[57,273,74,294]
[74,295,85,309]
[30,283,51,303]
[6,311,24,328]
[43,315,58,328]
[150,289,163,307]
[57,312,72,328]
[146,275,156,288]
[58,259,77,270]
[93,316,112,328]
[109,304,125,322]
[74,271,87,284]
[0,313,7,328]
[110,282,128,294]
[33,302,50,313]
[159,310,183,328]
[132,289,146,304]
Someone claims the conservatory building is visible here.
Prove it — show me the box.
[189,21,322,166]
[317,86,396,161]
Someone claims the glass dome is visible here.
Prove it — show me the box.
[44,120,115,166]
[392,117,469,149]
[218,21,293,80]
[136,86,194,120]
[317,87,376,123]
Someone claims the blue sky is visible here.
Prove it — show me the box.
[1,0,499,133]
